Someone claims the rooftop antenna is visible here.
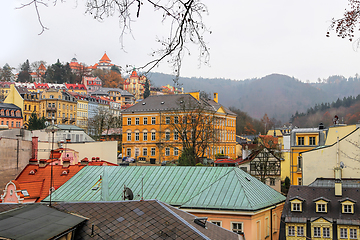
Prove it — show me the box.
[123,185,134,200]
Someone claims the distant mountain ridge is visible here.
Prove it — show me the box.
[147,72,338,123]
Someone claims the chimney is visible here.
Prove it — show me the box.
[81,157,89,165]
[213,93,218,103]
[334,167,342,196]
[32,137,38,160]
[39,159,48,168]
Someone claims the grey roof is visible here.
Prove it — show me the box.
[91,87,133,97]
[0,204,86,240]
[291,127,321,133]
[56,124,85,131]
[282,183,360,224]
[15,86,30,94]
[52,200,240,240]
[122,94,235,115]
[0,103,22,110]
[309,178,360,188]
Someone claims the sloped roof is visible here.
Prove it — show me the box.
[99,53,111,63]
[122,94,213,113]
[44,166,285,211]
[38,63,46,71]
[130,69,139,78]
[52,200,240,240]
[0,204,86,240]
[13,164,86,202]
[282,181,360,224]
[91,87,133,97]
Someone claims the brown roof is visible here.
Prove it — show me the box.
[52,200,240,240]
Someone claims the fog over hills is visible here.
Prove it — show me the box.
[146,72,356,123]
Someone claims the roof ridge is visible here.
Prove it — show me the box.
[233,168,256,209]
[156,200,210,240]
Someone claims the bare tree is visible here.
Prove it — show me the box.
[17,0,210,77]
[327,0,360,48]
[163,96,219,165]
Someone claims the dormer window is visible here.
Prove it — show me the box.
[314,197,330,213]
[340,198,356,214]
[290,197,305,212]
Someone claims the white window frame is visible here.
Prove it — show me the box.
[135,117,139,125]
[165,147,170,156]
[288,226,295,236]
[298,226,304,237]
[314,227,321,238]
[135,132,139,141]
[151,147,156,156]
[143,131,148,141]
[151,117,156,125]
[127,132,131,141]
[231,222,243,234]
[174,147,179,156]
[127,118,131,125]
[165,116,170,124]
[151,131,156,141]
[143,117,148,125]
[323,227,330,238]
[340,228,348,239]
[143,148,147,156]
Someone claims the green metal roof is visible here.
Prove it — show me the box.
[44,166,285,211]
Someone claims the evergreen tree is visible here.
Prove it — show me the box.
[143,79,150,99]
[17,59,31,82]
[26,112,46,130]
[0,63,14,82]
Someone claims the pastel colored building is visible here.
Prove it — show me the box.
[0,103,23,129]
[124,69,147,99]
[280,178,360,240]
[121,93,237,163]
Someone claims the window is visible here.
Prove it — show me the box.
[291,202,301,211]
[165,131,170,140]
[143,117,148,125]
[135,117,139,125]
[174,116,178,124]
[135,132,139,141]
[151,131,156,141]
[296,226,304,236]
[317,204,326,212]
[350,229,357,239]
[298,178,302,186]
[165,147,170,156]
[143,131,148,141]
[143,148,147,156]
[314,227,321,238]
[340,228,348,239]
[127,132,131,141]
[309,136,316,145]
[151,117,156,124]
[127,118,131,125]
[165,116,170,124]
[270,178,275,186]
[298,137,304,145]
[232,222,243,234]
[211,221,222,227]
[174,130,179,140]
[343,204,353,213]
[323,227,330,238]
[288,226,295,236]
[151,148,156,156]
[126,148,131,157]
[174,147,178,156]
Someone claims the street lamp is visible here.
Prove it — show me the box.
[45,118,60,206]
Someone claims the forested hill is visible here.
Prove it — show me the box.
[147,72,334,123]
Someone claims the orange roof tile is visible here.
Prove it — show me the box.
[99,53,111,63]
[130,70,138,78]
[14,164,86,202]
[38,63,46,71]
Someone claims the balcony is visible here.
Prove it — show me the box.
[46,107,57,112]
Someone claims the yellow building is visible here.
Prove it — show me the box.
[281,179,360,239]
[302,125,360,185]
[290,126,327,185]
[122,93,237,163]
[69,92,89,131]
[39,89,77,125]
[124,69,147,99]
[267,126,292,181]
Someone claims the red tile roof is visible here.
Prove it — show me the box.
[65,83,87,90]
[130,70,138,78]
[99,53,111,63]
[14,164,86,202]
[38,63,46,71]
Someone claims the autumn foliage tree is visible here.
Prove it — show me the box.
[93,69,124,88]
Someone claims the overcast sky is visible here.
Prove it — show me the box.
[1,0,358,82]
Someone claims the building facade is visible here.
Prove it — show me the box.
[122,93,237,163]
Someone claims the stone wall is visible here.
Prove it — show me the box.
[0,137,32,190]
